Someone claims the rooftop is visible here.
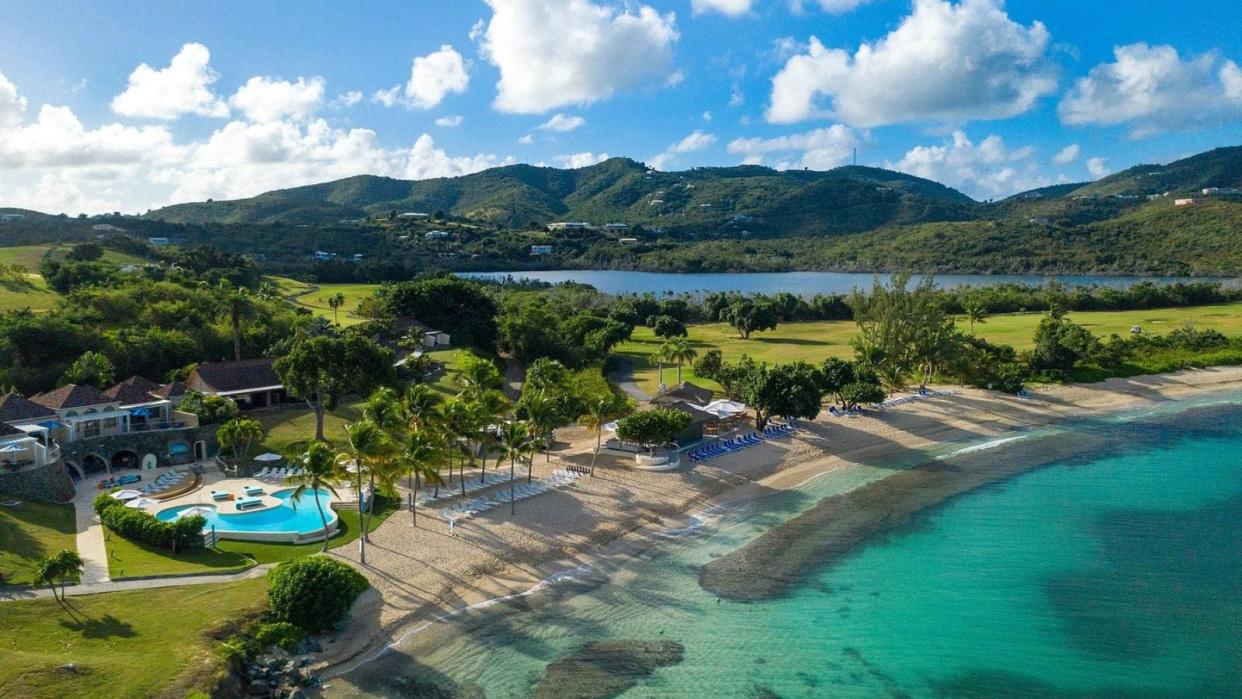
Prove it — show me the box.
[188,358,282,394]
[0,393,56,423]
[103,375,164,406]
[30,384,113,410]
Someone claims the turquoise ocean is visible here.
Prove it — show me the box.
[331,395,1242,698]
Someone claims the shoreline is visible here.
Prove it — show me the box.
[314,366,1242,687]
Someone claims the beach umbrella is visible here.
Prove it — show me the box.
[253,452,283,462]
[111,489,144,501]
[125,497,158,509]
[602,421,619,433]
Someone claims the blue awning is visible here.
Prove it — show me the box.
[37,420,62,429]
[130,408,152,417]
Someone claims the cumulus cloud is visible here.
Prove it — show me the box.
[405,45,470,109]
[0,70,27,127]
[691,0,754,17]
[1052,144,1080,164]
[889,130,1054,200]
[335,91,364,107]
[1086,157,1110,178]
[0,104,180,169]
[479,0,679,113]
[1059,43,1242,137]
[111,43,229,119]
[790,0,876,13]
[767,0,1057,127]
[649,130,719,170]
[554,151,609,168]
[517,134,535,145]
[726,124,859,169]
[538,113,586,132]
[229,76,325,122]
[435,115,464,127]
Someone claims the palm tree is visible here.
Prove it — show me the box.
[578,395,629,476]
[455,355,502,398]
[289,441,342,552]
[403,384,442,431]
[652,345,669,389]
[35,549,83,604]
[364,387,406,437]
[402,429,443,526]
[444,398,475,496]
[335,420,392,566]
[470,389,508,484]
[496,421,535,514]
[218,281,253,362]
[327,292,346,324]
[662,337,698,384]
[523,391,558,469]
[964,301,988,335]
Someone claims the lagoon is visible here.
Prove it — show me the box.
[461,270,1227,297]
[331,396,1242,697]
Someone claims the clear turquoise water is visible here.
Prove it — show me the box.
[155,488,336,536]
[459,270,1223,297]
[333,399,1242,697]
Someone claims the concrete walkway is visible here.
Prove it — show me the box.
[609,358,651,401]
[0,563,273,602]
[72,483,111,584]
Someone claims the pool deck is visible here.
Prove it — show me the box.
[72,467,352,584]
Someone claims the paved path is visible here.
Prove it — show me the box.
[73,488,111,584]
[0,563,274,602]
[609,358,651,401]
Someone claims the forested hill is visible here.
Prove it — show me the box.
[142,157,978,234]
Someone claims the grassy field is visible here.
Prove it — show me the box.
[613,302,1242,394]
[103,532,254,580]
[0,496,78,587]
[0,274,58,311]
[268,276,382,327]
[0,244,156,313]
[0,578,266,699]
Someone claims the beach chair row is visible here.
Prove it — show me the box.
[416,469,510,506]
[255,467,301,482]
[878,389,958,409]
[440,470,583,526]
[687,422,796,463]
[140,471,188,494]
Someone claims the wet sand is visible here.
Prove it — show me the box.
[315,367,1242,684]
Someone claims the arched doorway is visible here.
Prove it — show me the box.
[111,450,140,471]
[82,454,108,475]
[64,461,85,480]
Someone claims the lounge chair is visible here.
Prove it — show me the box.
[236,497,263,510]
[210,490,230,501]
[255,467,271,480]
[243,485,264,497]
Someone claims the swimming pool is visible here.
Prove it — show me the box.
[156,488,339,543]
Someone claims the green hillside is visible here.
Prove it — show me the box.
[1070,146,1242,197]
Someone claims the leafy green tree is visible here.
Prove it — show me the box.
[288,441,342,552]
[616,408,692,455]
[274,335,396,441]
[266,556,369,634]
[739,361,824,430]
[377,277,499,349]
[817,357,856,408]
[850,274,949,390]
[841,381,887,411]
[649,314,687,339]
[1029,316,1101,379]
[724,298,779,339]
[178,390,239,425]
[963,299,988,335]
[692,349,723,381]
[66,241,104,261]
[216,417,265,461]
[59,350,116,389]
[34,549,83,604]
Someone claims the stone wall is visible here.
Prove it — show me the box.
[61,425,220,472]
[0,461,75,503]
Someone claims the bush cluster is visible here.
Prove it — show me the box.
[266,556,369,634]
[93,493,205,553]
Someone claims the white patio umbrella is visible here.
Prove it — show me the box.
[253,453,283,462]
[125,497,158,509]
[111,489,144,501]
[602,421,619,433]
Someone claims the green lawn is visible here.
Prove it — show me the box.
[275,278,383,327]
[614,302,1242,395]
[0,496,78,587]
[0,578,266,699]
[103,532,254,580]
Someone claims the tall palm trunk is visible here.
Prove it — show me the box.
[314,487,330,553]
[231,310,242,361]
[355,468,366,565]
[509,453,516,515]
[591,430,602,476]
[676,360,683,383]
[362,472,376,543]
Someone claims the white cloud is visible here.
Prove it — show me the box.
[1086,157,1110,178]
[538,113,586,132]
[7,172,128,215]
[889,130,1051,200]
[479,0,679,114]
[435,115,464,127]
[404,45,470,109]
[1059,43,1242,137]
[702,111,713,121]
[726,124,859,169]
[672,130,717,153]
[0,70,27,127]
[1052,144,1080,165]
[790,0,876,13]
[0,104,180,169]
[111,43,229,119]
[335,91,364,107]
[517,134,535,145]
[767,0,1056,127]
[691,0,754,17]
[229,76,325,122]
[554,151,609,168]
[371,86,401,107]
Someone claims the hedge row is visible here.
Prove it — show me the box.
[93,493,206,553]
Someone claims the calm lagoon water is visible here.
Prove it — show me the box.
[331,397,1242,697]
[460,270,1227,297]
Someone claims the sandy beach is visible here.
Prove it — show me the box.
[313,366,1242,684]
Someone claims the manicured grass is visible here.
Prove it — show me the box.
[280,279,383,327]
[254,399,367,455]
[103,531,254,580]
[0,578,266,699]
[613,302,1242,394]
[214,494,400,564]
[0,274,58,312]
[0,244,56,269]
[0,496,78,586]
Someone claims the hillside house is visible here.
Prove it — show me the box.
[1175,198,1198,206]
[398,212,429,219]
[147,236,170,246]
[186,358,287,410]
[530,244,554,256]
[425,230,449,239]
[547,222,591,231]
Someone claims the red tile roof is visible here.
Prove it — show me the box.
[30,384,112,410]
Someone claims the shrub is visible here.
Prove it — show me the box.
[267,556,369,634]
[94,493,205,553]
[254,621,305,653]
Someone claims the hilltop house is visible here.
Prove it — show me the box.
[186,358,287,410]
[393,316,451,349]
[531,245,554,256]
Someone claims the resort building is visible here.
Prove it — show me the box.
[531,244,554,255]
[398,212,429,219]
[0,393,61,470]
[186,358,288,410]
[147,236,171,246]
[393,316,452,349]
[546,222,591,231]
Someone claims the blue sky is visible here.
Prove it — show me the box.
[0,0,1239,214]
